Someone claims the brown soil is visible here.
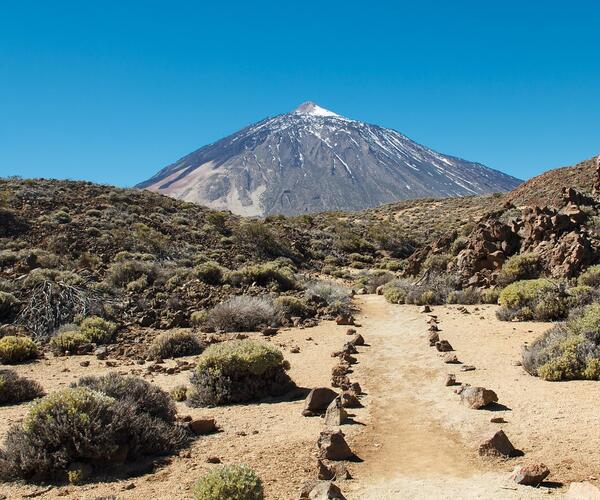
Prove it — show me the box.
[3,296,600,499]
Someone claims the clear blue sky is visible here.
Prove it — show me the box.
[1,1,598,186]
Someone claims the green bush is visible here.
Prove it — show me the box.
[497,253,541,285]
[49,330,89,355]
[147,331,203,360]
[274,296,314,319]
[188,340,294,406]
[0,336,38,364]
[193,464,264,500]
[578,265,600,288]
[194,262,226,285]
[498,279,554,310]
[422,253,451,273]
[0,369,44,405]
[232,262,296,291]
[0,379,187,481]
[79,316,116,344]
[382,279,411,304]
[447,288,481,305]
[170,385,188,402]
[481,288,500,304]
[304,281,351,315]
[568,303,600,340]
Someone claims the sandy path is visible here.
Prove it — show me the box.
[345,296,559,499]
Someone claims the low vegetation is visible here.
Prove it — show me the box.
[188,339,294,406]
[0,374,187,482]
[147,331,203,359]
[523,304,600,381]
[0,336,38,364]
[0,369,44,405]
[203,296,280,332]
[193,464,264,500]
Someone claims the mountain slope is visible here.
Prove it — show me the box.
[138,102,522,216]
[506,156,598,207]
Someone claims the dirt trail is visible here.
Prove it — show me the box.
[345,296,553,499]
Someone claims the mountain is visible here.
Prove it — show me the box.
[137,102,522,216]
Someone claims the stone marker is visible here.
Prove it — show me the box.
[478,430,516,457]
[512,463,550,486]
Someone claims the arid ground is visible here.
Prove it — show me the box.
[2,296,600,499]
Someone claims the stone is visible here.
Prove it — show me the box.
[317,429,354,460]
[206,456,221,463]
[188,418,217,435]
[299,480,346,499]
[340,390,361,408]
[261,327,278,336]
[435,340,453,352]
[324,397,348,426]
[478,430,516,457]
[345,328,356,336]
[445,373,457,386]
[335,315,354,326]
[290,346,300,353]
[349,334,365,346]
[94,346,108,360]
[317,459,334,480]
[349,382,362,394]
[460,365,476,372]
[329,462,352,480]
[428,331,439,346]
[564,481,600,499]
[512,463,550,486]
[420,305,431,313]
[442,353,459,363]
[490,417,506,423]
[460,386,498,409]
[79,360,90,367]
[428,324,440,332]
[303,388,339,416]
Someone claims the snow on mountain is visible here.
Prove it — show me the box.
[137,102,521,216]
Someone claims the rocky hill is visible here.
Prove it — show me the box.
[507,156,597,207]
[137,102,521,216]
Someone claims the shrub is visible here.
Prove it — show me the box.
[205,296,280,332]
[274,296,314,320]
[74,372,177,422]
[105,259,160,288]
[234,262,296,291]
[193,464,264,500]
[0,380,187,482]
[79,316,116,344]
[497,253,541,285]
[568,303,600,341]
[49,330,89,355]
[481,288,500,304]
[578,265,600,288]
[450,236,468,255]
[568,285,598,308]
[0,336,38,364]
[170,385,188,402]
[498,278,553,311]
[447,288,481,305]
[194,262,226,285]
[188,339,294,406]
[0,292,19,321]
[382,279,411,304]
[234,222,292,259]
[147,331,203,360]
[0,369,44,405]
[305,281,351,315]
[190,310,208,327]
[422,253,451,273]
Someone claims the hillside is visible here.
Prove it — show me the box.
[138,102,521,215]
[506,156,597,207]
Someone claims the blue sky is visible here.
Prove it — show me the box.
[1,1,598,186]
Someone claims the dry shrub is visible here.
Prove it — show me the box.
[204,296,280,332]
[147,331,203,360]
[193,464,264,500]
[0,370,44,405]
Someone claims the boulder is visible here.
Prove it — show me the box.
[317,429,354,460]
[445,373,457,386]
[324,397,348,426]
[317,460,352,481]
[335,315,354,326]
[478,430,516,457]
[564,481,600,499]
[419,305,431,313]
[435,340,454,352]
[303,388,339,416]
[340,390,361,408]
[442,353,459,364]
[299,480,346,499]
[511,463,550,486]
[459,386,498,409]
[349,334,365,346]
[428,331,440,346]
[188,418,217,435]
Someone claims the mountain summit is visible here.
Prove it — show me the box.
[137,103,521,215]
